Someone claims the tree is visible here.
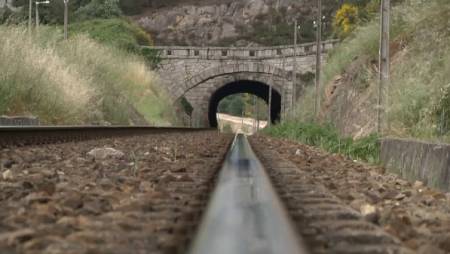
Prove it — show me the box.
[75,0,122,21]
[228,96,245,116]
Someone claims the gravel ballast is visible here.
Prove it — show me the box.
[251,135,450,254]
[0,131,232,254]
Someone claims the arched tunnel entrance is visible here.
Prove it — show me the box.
[208,80,282,128]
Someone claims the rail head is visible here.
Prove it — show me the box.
[188,134,309,254]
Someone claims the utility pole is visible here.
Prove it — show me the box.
[377,0,390,134]
[253,95,257,134]
[268,73,274,127]
[64,0,69,40]
[256,96,260,131]
[35,2,39,28]
[314,0,322,121]
[292,20,298,111]
[282,52,286,119]
[28,0,32,33]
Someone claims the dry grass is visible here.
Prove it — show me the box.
[0,26,173,125]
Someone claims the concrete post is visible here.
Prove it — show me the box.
[28,0,32,33]
[315,0,322,120]
[292,20,298,110]
[35,2,39,28]
[64,0,69,40]
[378,0,390,134]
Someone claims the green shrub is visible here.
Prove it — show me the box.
[70,18,152,53]
[75,0,122,21]
[263,121,380,163]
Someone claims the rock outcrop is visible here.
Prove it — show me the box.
[134,0,334,46]
[0,0,21,12]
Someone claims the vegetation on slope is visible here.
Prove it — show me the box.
[0,26,173,125]
[0,0,171,125]
[264,0,450,160]
[70,18,151,52]
[320,0,450,141]
[275,0,450,147]
[263,121,380,163]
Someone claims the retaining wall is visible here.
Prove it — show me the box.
[381,138,450,191]
[0,116,40,126]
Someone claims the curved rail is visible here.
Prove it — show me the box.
[0,126,211,148]
[188,134,308,254]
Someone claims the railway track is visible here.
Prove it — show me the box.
[0,127,411,253]
[0,126,209,148]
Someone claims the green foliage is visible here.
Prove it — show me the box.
[140,47,161,68]
[227,96,245,116]
[313,0,450,142]
[263,121,380,163]
[218,94,268,120]
[75,0,122,21]
[178,96,193,116]
[70,18,152,52]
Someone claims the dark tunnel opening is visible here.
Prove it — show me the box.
[208,80,282,128]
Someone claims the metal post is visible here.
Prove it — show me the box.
[256,96,260,131]
[64,0,69,40]
[253,95,257,134]
[268,73,273,127]
[282,53,286,119]
[241,106,244,133]
[377,0,390,134]
[28,0,32,33]
[315,0,322,121]
[292,20,298,110]
[35,2,39,28]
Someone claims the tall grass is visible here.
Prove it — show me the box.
[0,27,91,123]
[0,26,173,125]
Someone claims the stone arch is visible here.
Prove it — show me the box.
[170,62,291,101]
[184,72,291,127]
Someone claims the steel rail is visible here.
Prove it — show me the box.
[188,134,309,254]
[0,126,211,148]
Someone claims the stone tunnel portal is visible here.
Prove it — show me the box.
[208,80,282,128]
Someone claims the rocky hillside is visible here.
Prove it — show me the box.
[133,0,339,46]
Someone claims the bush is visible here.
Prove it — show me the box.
[333,4,360,39]
[70,18,152,53]
[75,0,122,21]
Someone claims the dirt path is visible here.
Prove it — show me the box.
[0,131,232,254]
[251,135,450,254]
